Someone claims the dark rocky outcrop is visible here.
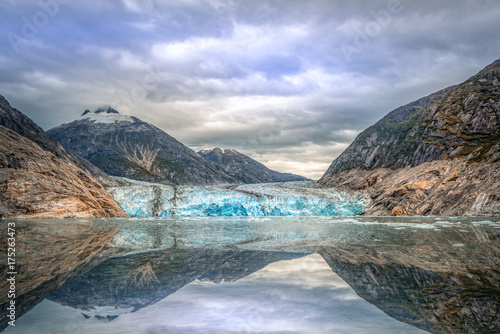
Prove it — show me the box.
[322,159,500,216]
[320,58,500,216]
[47,110,240,185]
[198,147,309,183]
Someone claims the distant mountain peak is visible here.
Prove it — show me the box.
[198,147,309,183]
[198,147,236,155]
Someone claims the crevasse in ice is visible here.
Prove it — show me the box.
[108,180,369,217]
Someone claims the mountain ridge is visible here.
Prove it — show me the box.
[320,58,500,178]
[198,147,309,183]
[47,109,240,186]
[0,96,120,187]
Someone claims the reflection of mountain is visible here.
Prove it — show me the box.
[2,217,500,334]
[47,249,304,317]
[0,220,120,332]
[318,225,500,334]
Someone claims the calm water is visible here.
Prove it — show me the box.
[1,216,499,334]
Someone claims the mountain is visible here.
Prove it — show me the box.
[198,147,309,183]
[0,95,127,218]
[0,96,118,187]
[47,108,239,185]
[319,58,500,216]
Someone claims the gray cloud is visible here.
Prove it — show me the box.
[0,0,499,179]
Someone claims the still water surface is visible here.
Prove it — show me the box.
[1,216,499,334]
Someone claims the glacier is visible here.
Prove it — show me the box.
[108,180,369,217]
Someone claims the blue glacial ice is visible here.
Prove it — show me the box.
[108,180,370,217]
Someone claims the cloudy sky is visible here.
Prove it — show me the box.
[1,0,500,179]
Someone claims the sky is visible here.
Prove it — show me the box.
[9,254,427,334]
[1,0,500,179]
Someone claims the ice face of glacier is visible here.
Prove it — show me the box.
[108,180,370,217]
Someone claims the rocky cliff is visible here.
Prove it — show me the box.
[47,109,240,185]
[198,147,308,183]
[0,96,127,218]
[320,58,500,216]
[0,96,119,187]
[321,159,500,216]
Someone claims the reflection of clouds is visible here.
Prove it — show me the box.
[9,254,427,334]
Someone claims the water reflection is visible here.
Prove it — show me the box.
[1,217,499,333]
[0,220,120,331]
[318,221,500,334]
[6,255,428,334]
[47,249,304,317]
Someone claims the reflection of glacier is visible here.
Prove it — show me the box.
[108,180,369,217]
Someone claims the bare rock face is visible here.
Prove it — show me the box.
[0,126,128,218]
[320,58,500,216]
[321,159,500,216]
[0,96,127,218]
[0,95,119,187]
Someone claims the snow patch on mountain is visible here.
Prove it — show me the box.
[72,113,135,124]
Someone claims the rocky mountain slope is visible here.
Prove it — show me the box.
[198,147,308,183]
[47,109,239,185]
[320,58,500,216]
[0,96,127,218]
[0,96,118,187]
